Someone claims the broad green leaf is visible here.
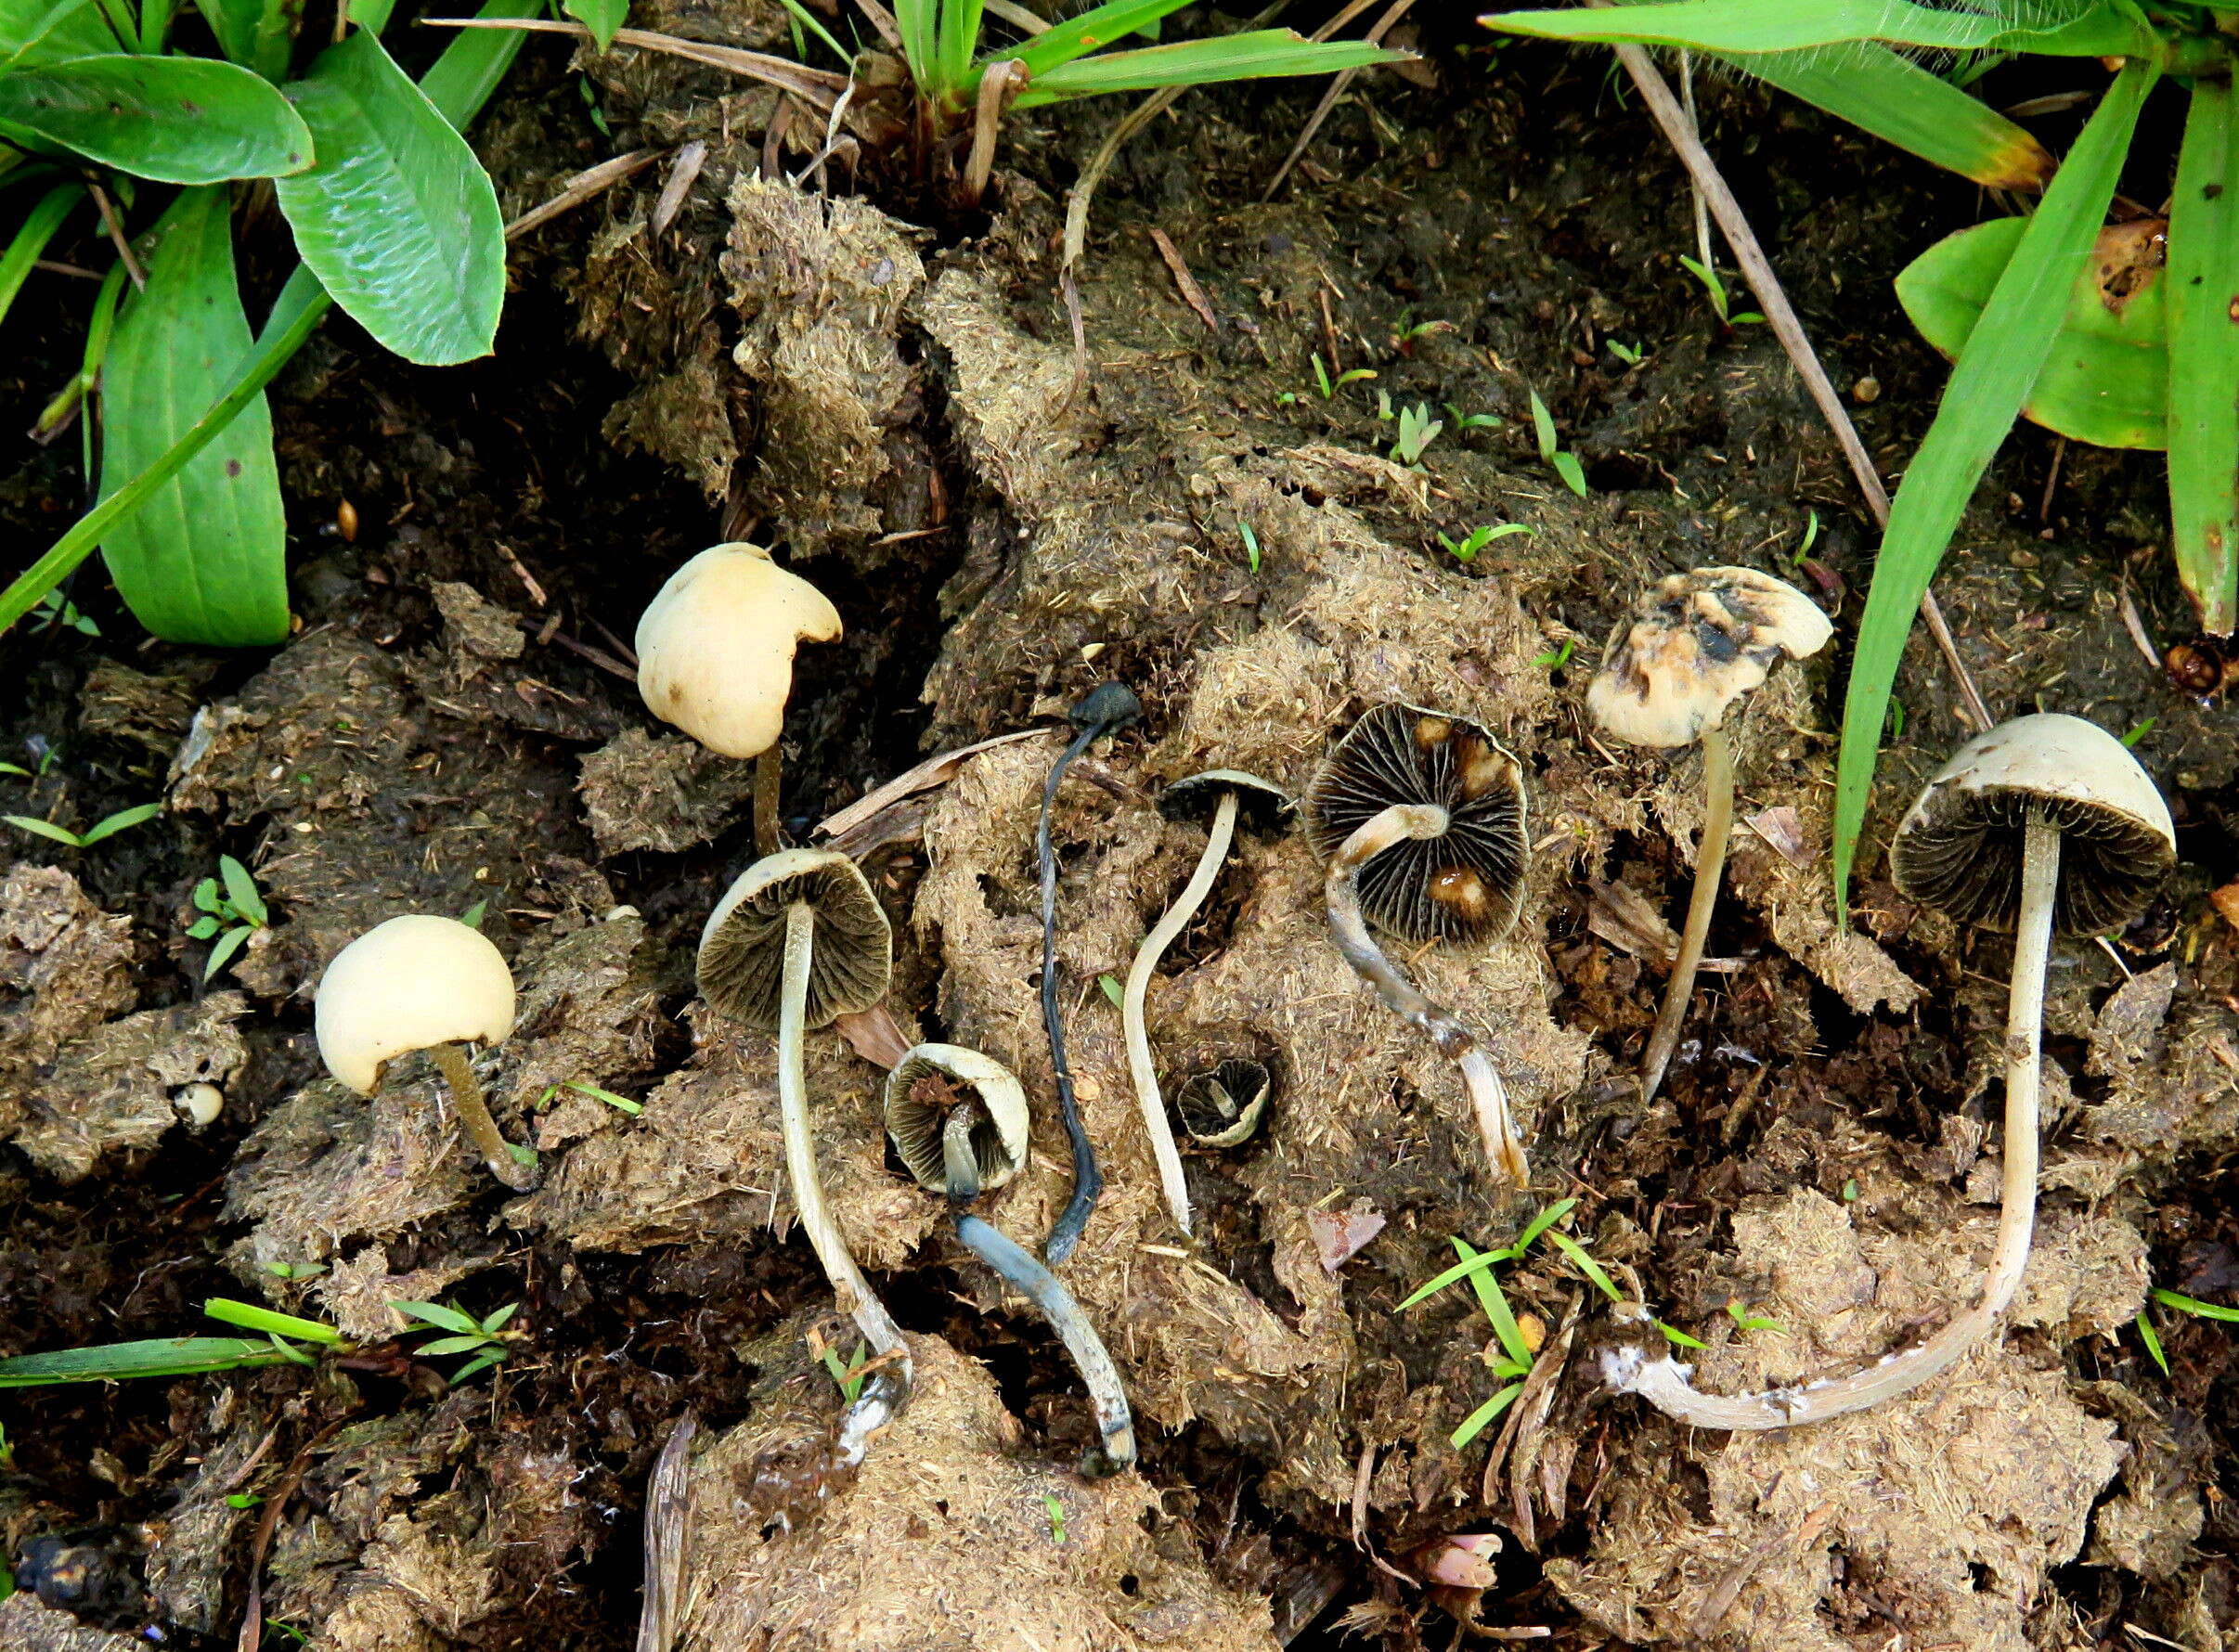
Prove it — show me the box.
[1013,31,1404,108]
[1740,41,2053,191]
[1002,0,1190,77]
[0,180,77,330]
[275,31,504,365]
[198,0,291,81]
[561,0,625,53]
[78,801,161,843]
[186,914,222,938]
[0,0,102,66]
[2167,77,2239,634]
[0,1336,292,1385]
[1897,216,2168,449]
[219,851,264,922]
[101,186,289,645]
[1832,59,2155,913]
[0,56,313,182]
[1478,0,2148,55]
[201,1297,346,1345]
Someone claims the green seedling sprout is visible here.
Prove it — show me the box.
[1789,508,1821,566]
[1442,403,1503,433]
[1238,521,1262,574]
[391,1298,519,1384]
[3,801,161,849]
[1677,254,1766,326]
[1391,403,1444,467]
[2135,1310,2170,1375]
[1437,523,1534,565]
[1043,1492,1068,1543]
[0,1297,349,1388]
[1530,637,1575,672]
[1526,388,1588,497]
[1313,353,1376,399]
[819,1336,871,1402]
[187,854,268,981]
[537,1078,643,1116]
[2121,717,2156,748]
[1394,315,1455,354]
[1726,1299,1781,1336]
[1607,340,1645,366]
[32,591,98,636]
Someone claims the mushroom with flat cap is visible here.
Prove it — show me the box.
[1035,680,1143,1266]
[1585,565,1831,1104]
[883,1043,1136,1473]
[1120,769,1292,1237]
[316,914,532,1190]
[700,846,908,1455]
[1303,703,1531,1184]
[636,543,842,858]
[1601,712,2174,1428]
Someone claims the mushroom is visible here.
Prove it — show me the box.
[1585,565,1831,1104]
[884,1042,1137,1474]
[1035,680,1143,1265]
[700,846,910,1452]
[636,543,842,857]
[315,914,532,1190]
[1602,713,2174,1428]
[1175,1058,1272,1148]
[1302,703,1532,1184]
[1120,769,1292,1235]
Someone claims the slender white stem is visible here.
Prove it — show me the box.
[1327,804,1528,1185]
[1606,817,2060,1428]
[779,902,912,1409]
[1122,791,1239,1236]
[1640,720,1733,1104]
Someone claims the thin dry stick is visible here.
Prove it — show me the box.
[1261,0,1415,200]
[423,18,847,109]
[505,148,665,239]
[1606,37,1995,734]
[964,58,1025,207]
[85,182,144,290]
[634,1412,698,1652]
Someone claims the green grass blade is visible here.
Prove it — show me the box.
[76,801,160,843]
[2134,1310,2168,1374]
[0,180,78,330]
[1831,58,2154,913]
[391,1298,480,1334]
[1454,1236,1533,1370]
[1478,0,2147,54]
[1511,1197,1576,1256]
[0,1336,294,1386]
[2166,77,2239,634]
[894,0,933,87]
[1396,1243,1508,1310]
[1543,1230,1623,1303]
[1449,1382,1524,1448]
[937,0,983,95]
[1738,41,2052,190]
[2154,1287,2239,1322]
[3,815,81,845]
[1002,0,1190,76]
[1013,31,1402,108]
[775,0,849,67]
[201,1297,345,1345]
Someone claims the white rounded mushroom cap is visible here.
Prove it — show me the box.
[1586,566,1833,748]
[635,543,843,760]
[315,915,516,1094]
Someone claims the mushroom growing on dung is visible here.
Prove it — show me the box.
[1175,1057,1272,1149]
[1585,565,1831,1104]
[1120,769,1292,1236]
[1035,680,1143,1265]
[316,914,531,1190]
[1303,703,1532,1184]
[701,847,909,1454]
[635,542,842,857]
[1601,713,2174,1428]
[883,1042,1137,1473]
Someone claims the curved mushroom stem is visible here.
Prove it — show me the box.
[1605,814,2060,1429]
[1121,789,1240,1238]
[429,1042,537,1191]
[953,1212,1138,1473]
[1639,719,1733,1106]
[754,747,783,858]
[778,900,912,1451]
[1328,804,1529,1185]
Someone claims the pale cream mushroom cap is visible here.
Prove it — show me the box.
[1586,565,1833,748]
[315,915,516,1094]
[635,544,842,760]
[883,1043,1032,1193]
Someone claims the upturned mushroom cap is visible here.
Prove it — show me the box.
[1890,712,2176,936]
[1158,768,1295,832]
[315,915,515,1095]
[1302,703,1530,945]
[1586,565,1832,748]
[698,848,892,1031]
[635,543,842,760]
[883,1043,1031,1193]
[1175,1058,1272,1147]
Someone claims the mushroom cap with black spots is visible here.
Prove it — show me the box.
[1891,712,2176,936]
[1176,1058,1272,1147]
[1158,768,1295,833]
[884,1043,1031,1193]
[1586,565,1833,749]
[698,847,893,1031]
[1302,702,1530,946]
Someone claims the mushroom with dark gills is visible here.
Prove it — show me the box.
[1601,713,2174,1429]
[699,847,909,1455]
[884,1042,1137,1473]
[1585,566,1832,1104]
[1175,1057,1273,1149]
[1303,703,1532,1183]
[1120,769,1292,1236]
[316,914,533,1190]
[635,543,842,857]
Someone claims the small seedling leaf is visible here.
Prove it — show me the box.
[1097,974,1124,1010]
[203,923,252,981]
[1511,1196,1578,1256]
[219,854,265,923]
[1659,1321,1707,1349]
[1453,1236,1533,1372]
[2135,1310,2169,1375]
[481,1301,519,1334]
[1549,450,1588,497]
[562,1079,642,1116]
[1543,1230,1623,1303]
[1527,389,1557,459]
[0,1336,295,1387]
[186,915,223,940]
[2153,1287,2239,1323]
[78,802,162,845]
[391,1299,480,1336]
[193,877,223,913]
[1448,1382,1524,1449]
[449,1348,506,1383]
[411,1334,489,1357]
[4,815,82,846]
[459,897,488,929]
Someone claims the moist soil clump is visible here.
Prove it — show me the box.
[0,9,2234,1650]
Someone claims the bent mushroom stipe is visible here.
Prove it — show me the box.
[315,914,533,1191]
[1036,680,1143,1265]
[1602,713,2174,1429]
[700,847,909,1457]
[1303,703,1532,1185]
[1585,565,1831,1105]
[1120,768,1291,1237]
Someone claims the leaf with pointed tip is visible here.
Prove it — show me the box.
[0,55,313,182]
